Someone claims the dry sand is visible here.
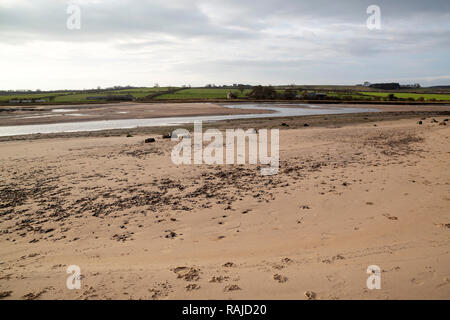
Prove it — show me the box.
[0,113,449,300]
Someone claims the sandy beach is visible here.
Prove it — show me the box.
[3,0,450,308]
[0,107,449,300]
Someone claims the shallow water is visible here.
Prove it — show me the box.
[51,108,80,113]
[0,103,379,137]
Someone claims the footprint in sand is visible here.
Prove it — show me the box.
[273,274,288,283]
[0,291,12,299]
[185,284,201,291]
[411,268,436,286]
[434,223,450,229]
[322,254,345,264]
[223,262,235,268]
[272,264,285,270]
[411,278,424,285]
[210,275,230,283]
[149,281,173,299]
[281,257,294,265]
[436,277,450,288]
[383,214,398,221]
[22,287,51,300]
[304,291,317,300]
[224,284,241,292]
[172,266,200,281]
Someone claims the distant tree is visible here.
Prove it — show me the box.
[283,88,297,100]
[248,86,278,99]
[387,93,396,101]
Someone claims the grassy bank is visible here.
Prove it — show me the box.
[2,87,450,105]
[360,92,450,101]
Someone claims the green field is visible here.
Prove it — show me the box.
[53,88,167,102]
[0,93,71,102]
[154,88,254,100]
[298,85,373,91]
[360,92,450,101]
[2,87,450,103]
[324,92,373,100]
[0,87,168,103]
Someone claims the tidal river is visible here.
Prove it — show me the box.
[0,103,379,137]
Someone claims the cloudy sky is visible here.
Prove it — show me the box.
[1,0,449,90]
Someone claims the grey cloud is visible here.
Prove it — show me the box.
[1,0,449,88]
[1,0,449,60]
[0,0,255,42]
[2,1,448,41]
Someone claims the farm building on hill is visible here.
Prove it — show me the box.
[369,83,401,90]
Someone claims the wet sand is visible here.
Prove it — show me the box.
[2,102,449,127]
[0,102,273,126]
[0,111,449,300]
[319,103,450,112]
